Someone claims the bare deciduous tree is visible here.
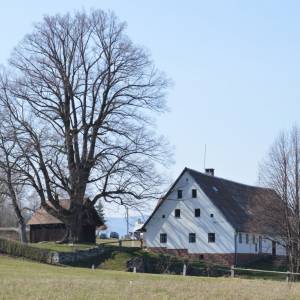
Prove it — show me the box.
[259,126,300,278]
[0,9,170,243]
[0,109,29,243]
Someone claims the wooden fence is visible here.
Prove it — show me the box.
[0,227,20,240]
[230,265,300,282]
[98,239,143,248]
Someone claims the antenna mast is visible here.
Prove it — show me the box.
[125,207,129,237]
[203,144,207,170]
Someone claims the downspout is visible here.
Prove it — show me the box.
[234,231,237,266]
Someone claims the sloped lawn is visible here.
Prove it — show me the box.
[29,242,95,252]
[1,255,300,300]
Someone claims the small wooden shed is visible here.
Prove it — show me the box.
[27,199,105,243]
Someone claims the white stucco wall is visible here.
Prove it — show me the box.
[144,170,287,256]
[143,171,236,254]
[236,232,286,256]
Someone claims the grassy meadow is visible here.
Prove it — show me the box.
[0,255,300,300]
[29,242,95,252]
[27,239,141,253]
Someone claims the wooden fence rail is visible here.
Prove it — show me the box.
[98,239,143,248]
[231,265,300,282]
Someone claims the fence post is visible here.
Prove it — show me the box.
[118,240,122,247]
[231,265,235,278]
[183,263,187,276]
[133,266,136,273]
[286,271,290,282]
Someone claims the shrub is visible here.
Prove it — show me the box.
[0,238,52,263]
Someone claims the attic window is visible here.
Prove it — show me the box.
[177,190,183,199]
[195,208,201,217]
[212,186,218,192]
[210,213,214,218]
[162,214,165,219]
[175,209,181,218]
[192,189,197,198]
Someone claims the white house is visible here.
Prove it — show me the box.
[141,168,286,266]
[129,219,144,240]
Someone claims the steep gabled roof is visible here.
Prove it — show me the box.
[142,168,283,234]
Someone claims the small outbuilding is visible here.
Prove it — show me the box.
[27,199,105,243]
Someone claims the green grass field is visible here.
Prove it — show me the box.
[0,255,300,300]
[28,239,141,253]
[29,242,95,252]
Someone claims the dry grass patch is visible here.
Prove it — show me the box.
[0,255,300,299]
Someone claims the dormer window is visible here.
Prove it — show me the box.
[212,186,218,192]
[192,189,197,198]
[177,190,183,199]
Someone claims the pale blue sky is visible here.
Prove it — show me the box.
[1,0,300,188]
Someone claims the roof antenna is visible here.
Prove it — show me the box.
[203,144,207,171]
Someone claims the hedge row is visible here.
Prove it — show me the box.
[0,238,52,263]
[128,253,230,276]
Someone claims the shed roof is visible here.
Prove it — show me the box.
[27,198,104,227]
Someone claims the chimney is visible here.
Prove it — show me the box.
[205,168,215,176]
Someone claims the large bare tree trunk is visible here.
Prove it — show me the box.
[19,222,27,244]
